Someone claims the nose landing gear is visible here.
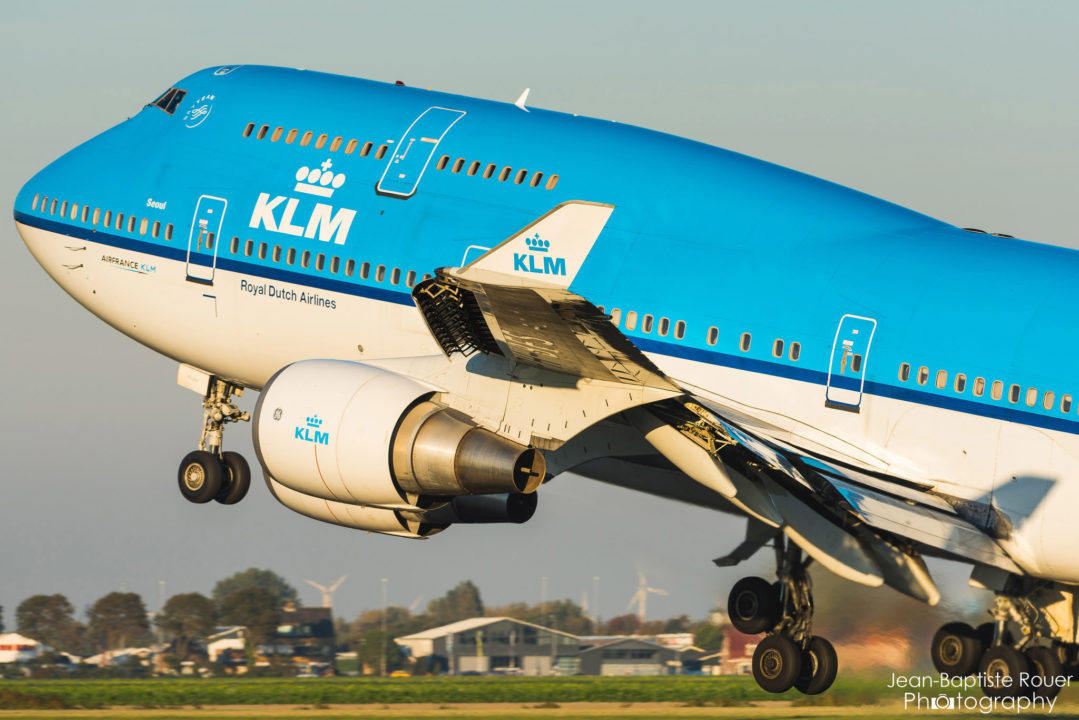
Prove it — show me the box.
[177,373,251,505]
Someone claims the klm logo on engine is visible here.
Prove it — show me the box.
[295,414,329,445]
[249,160,356,245]
[513,233,566,276]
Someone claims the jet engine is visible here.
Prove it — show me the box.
[253,360,545,512]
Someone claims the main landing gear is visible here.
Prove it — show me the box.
[727,535,838,694]
[178,377,252,505]
[931,580,1079,700]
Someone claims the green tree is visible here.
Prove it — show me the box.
[693,622,724,653]
[15,594,78,651]
[212,569,298,612]
[0,604,4,634]
[156,592,216,659]
[217,586,280,666]
[86,592,151,652]
[427,581,483,625]
[356,629,405,675]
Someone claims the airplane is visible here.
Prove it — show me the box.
[13,64,1079,696]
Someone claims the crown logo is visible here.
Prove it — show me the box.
[295,159,346,198]
[305,415,323,428]
[524,233,549,253]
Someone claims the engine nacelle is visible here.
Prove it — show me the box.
[253,360,545,509]
[405,493,538,525]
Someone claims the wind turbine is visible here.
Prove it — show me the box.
[626,572,668,625]
[305,575,347,609]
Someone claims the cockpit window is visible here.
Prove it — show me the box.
[151,87,187,115]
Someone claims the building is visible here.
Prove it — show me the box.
[0,633,41,663]
[700,627,758,675]
[396,617,579,675]
[578,636,684,676]
[273,604,335,667]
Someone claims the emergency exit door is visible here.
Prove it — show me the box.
[825,314,877,410]
[377,107,466,198]
[186,195,226,284]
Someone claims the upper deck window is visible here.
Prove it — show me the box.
[151,87,187,116]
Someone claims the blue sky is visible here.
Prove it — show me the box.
[2,1,1076,627]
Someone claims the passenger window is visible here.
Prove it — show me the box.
[954,374,966,393]
[285,129,298,144]
[300,131,313,146]
[437,155,449,170]
[1025,387,1037,407]
[151,221,160,238]
[375,265,386,282]
[773,339,784,358]
[899,363,910,382]
[81,206,89,223]
[423,273,433,281]
[242,123,255,138]
[361,142,373,157]
[330,136,342,152]
[301,250,310,268]
[991,380,1003,400]
[331,256,340,274]
[273,245,282,263]
[675,320,686,340]
[375,145,388,159]
[468,161,480,176]
[244,239,253,257]
[60,201,68,218]
[206,232,214,250]
[114,212,123,230]
[852,354,863,373]
[50,199,58,215]
[287,248,296,265]
[256,124,269,140]
[315,133,328,149]
[92,208,100,225]
[789,342,800,361]
[31,194,39,211]
[546,174,559,190]
[103,210,112,227]
[935,370,947,389]
[1009,384,1020,403]
[166,224,173,241]
[499,167,512,182]
[390,267,401,285]
[642,314,654,333]
[271,127,283,142]
[657,317,670,336]
[484,164,496,179]
[406,270,416,287]
[452,158,465,173]
[973,377,986,397]
[1043,391,1055,411]
[361,262,370,279]
[1063,395,1073,413]
[626,311,638,331]
[917,366,929,385]
[610,308,622,326]
[345,259,355,276]
[127,216,136,233]
[740,333,751,352]
[258,242,267,260]
[514,169,528,184]
[707,326,718,346]
[70,203,78,220]
[345,139,358,154]
[316,253,325,271]
[530,172,543,188]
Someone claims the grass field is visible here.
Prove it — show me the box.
[2,676,1078,717]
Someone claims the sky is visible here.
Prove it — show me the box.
[2,1,1077,631]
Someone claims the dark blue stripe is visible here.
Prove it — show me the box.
[18,211,1079,436]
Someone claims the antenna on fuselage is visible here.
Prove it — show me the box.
[514,88,530,112]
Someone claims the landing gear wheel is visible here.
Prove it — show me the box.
[729,576,781,634]
[980,645,1028,698]
[752,634,802,693]
[216,451,251,505]
[931,622,981,677]
[178,450,223,504]
[1025,646,1064,700]
[794,636,838,695]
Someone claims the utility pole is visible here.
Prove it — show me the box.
[592,576,600,632]
[380,578,388,677]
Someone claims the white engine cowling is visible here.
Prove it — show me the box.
[253,360,545,510]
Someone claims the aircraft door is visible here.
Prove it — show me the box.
[825,314,877,411]
[377,107,466,198]
[186,195,227,284]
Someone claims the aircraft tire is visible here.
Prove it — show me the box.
[216,451,251,505]
[794,635,838,695]
[752,634,802,693]
[1025,646,1064,699]
[979,645,1028,698]
[178,450,224,504]
[728,576,781,634]
[931,622,981,677]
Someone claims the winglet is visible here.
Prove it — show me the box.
[514,88,530,112]
[454,201,614,289]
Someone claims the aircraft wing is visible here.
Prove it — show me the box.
[410,201,1020,605]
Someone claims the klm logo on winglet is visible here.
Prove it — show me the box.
[249,160,356,245]
[295,414,330,445]
[513,233,566,276]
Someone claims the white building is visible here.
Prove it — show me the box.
[0,633,42,663]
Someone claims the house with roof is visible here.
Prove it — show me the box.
[395,617,579,675]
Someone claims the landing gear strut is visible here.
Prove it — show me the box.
[177,376,251,505]
[727,534,838,695]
